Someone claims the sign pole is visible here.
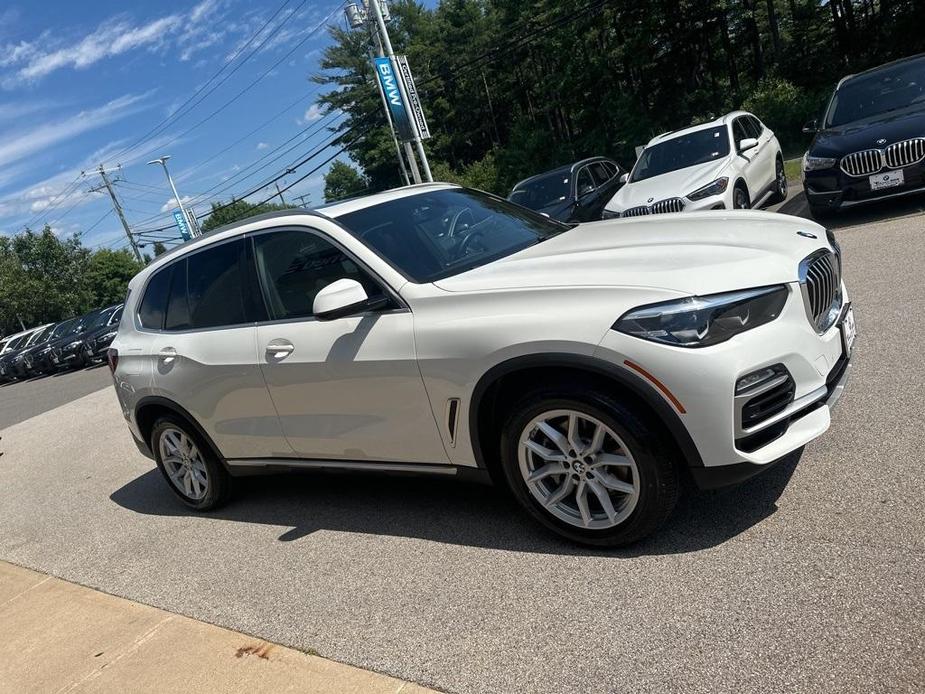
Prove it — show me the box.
[368,0,432,182]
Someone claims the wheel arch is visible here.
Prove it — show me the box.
[468,353,704,483]
[135,396,227,468]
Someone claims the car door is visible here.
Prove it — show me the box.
[251,227,448,464]
[138,238,289,459]
[748,115,776,195]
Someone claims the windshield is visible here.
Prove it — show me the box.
[26,326,53,346]
[336,188,569,283]
[49,318,78,340]
[631,126,730,182]
[826,58,925,127]
[509,171,571,210]
[85,308,115,330]
[6,334,29,350]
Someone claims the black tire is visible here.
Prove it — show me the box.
[150,415,230,511]
[733,182,751,209]
[499,387,680,546]
[808,202,836,220]
[768,157,788,204]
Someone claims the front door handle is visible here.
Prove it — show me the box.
[157,347,178,364]
[266,339,294,360]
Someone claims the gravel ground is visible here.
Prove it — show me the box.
[1,193,923,693]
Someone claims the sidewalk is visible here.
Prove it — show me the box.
[0,561,437,694]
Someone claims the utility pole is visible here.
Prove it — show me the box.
[293,193,312,207]
[275,182,288,205]
[367,0,432,182]
[147,155,198,237]
[90,165,143,262]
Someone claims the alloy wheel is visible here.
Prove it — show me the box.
[517,409,640,529]
[159,427,209,500]
[777,160,788,198]
[734,187,749,209]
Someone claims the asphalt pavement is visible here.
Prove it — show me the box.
[1,190,923,693]
[0,364,112,430]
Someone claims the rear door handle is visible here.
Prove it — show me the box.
[266,339,294,360]
[157,347,178,363]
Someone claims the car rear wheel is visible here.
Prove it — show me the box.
[151,416,230,510]
[499,388,679,546]
[768,157,788,204]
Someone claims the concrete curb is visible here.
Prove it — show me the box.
[0,561,437,694]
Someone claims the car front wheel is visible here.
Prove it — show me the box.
[151,416,230,510]
[499,388,679,546]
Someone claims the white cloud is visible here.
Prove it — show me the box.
[1,0,230,85]
[301,104,324,123]
[256,142,269,150]
[159,195,195,214]
[0,92,153,169]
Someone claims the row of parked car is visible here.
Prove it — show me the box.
[0,304,123,383]
[508,53,925,223]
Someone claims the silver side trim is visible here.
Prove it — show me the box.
[224,458,458,475]
[740,384,828,435]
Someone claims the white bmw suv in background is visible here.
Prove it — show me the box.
[603,111,788,218]
[109,183,853,546]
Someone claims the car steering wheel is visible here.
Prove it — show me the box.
[457,228,487,256]
[447,208,476,238]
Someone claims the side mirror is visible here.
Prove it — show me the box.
[802,119,818,134]
[619,172,629,184]
[738,137,758,152]
[313,279,387,320]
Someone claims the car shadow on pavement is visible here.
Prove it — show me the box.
[110,450,801,557]
[772,188,925,229]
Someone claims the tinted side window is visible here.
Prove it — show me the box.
[576,167,595,195]
[747,116,764,137]
[589,162,611,184]
[186,240,248,329]
[164,258,191,331]
[732,118,750,148]
[253,230,382,320]
[138,266,172,330]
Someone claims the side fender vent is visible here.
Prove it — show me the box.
[445,398,460,447]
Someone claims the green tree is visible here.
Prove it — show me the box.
[84,248,145,307]
[152,241,167,257]
[200,199,287,233]
[323,161,368,202]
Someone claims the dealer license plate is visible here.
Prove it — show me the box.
[840,305,856,357]
[869,170,904,190]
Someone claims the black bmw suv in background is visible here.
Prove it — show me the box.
[507,157,625,222]
[802,53,925,218]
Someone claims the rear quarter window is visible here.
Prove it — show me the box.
[138,267,172,330]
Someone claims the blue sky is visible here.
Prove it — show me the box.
[0,0,359,251]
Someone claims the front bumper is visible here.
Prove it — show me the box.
[595,281,853,485]
[803,160,925,210]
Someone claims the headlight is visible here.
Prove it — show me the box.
[67,340,83,349]
[802,152,837,171]
[686,177,729,201]
[98,331,117,343]
[601,209,621,220]
[613,285,789,348]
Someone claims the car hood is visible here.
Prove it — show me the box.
[810,106,925,156]
[433,211,828,296]
[604,158,730,211]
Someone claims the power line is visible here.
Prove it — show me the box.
[105,0,299,165]
[77,209,114,239]
[21,173,86,230]
[128,1,345,166]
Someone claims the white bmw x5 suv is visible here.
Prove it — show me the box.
[110,184,854,546]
